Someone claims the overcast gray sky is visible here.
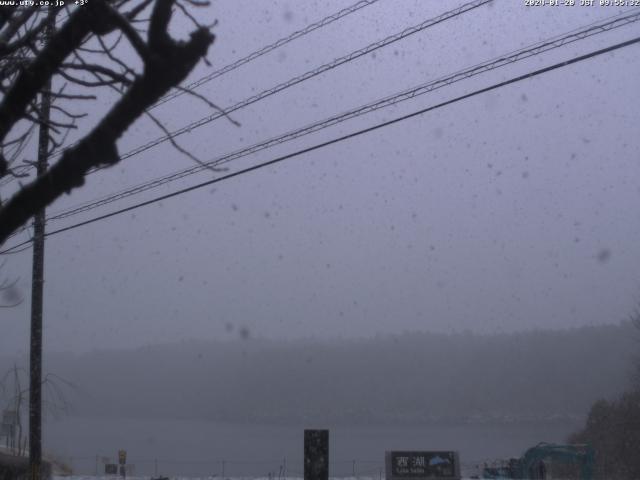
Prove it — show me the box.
[2,0,640,354]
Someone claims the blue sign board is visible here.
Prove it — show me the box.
[385,451,460,480]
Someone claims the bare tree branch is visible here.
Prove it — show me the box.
[0,0,215,244]
[0,6,37,47]
[0,8,56,57]
[103,4,152,62]
[173,84,240,127]
[61,62,133,86]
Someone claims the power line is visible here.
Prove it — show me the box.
[114,0,492,162]
[152,0,382,109]
[4,7,638,244]
[4,0,489,186]
[2,0,497,242]
[0,0,382,184]
[42,9,640,224]
[20,0,480,187]
[2,34,638,254]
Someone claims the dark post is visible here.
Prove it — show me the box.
[29,12,53,480]
[118,450,126,479]
[304,429,328,480]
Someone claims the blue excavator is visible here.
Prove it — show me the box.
[482,443,594,480]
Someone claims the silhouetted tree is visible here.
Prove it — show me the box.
[569,392,640,479]
[568,304,640,479]
[0,0,218,245]
[0,365,75,456]
[0,261,21,307]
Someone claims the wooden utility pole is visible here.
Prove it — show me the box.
[29,11,54,480]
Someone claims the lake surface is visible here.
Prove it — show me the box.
[44,417,581,477]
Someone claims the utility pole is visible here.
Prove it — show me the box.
[13,365,20,453]
[29,10,54,480]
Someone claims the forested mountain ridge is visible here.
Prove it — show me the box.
[2,323,636,425]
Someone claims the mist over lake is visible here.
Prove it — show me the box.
[44,417,581,477]
[6,323,628,477]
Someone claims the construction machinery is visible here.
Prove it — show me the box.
[482,443,594,480]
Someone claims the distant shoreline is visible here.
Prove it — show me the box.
[48,412,585,428]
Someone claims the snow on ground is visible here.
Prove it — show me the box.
[53,477,480,480]
[53,477,383,480]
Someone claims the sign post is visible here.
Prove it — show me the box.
[385,451,460,480]
[118,450,127,479]
[304,430,329,480]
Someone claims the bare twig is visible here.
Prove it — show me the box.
[173,85,240,127]
[143,108,225,173]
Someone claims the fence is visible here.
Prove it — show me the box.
[63,457,387,479]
